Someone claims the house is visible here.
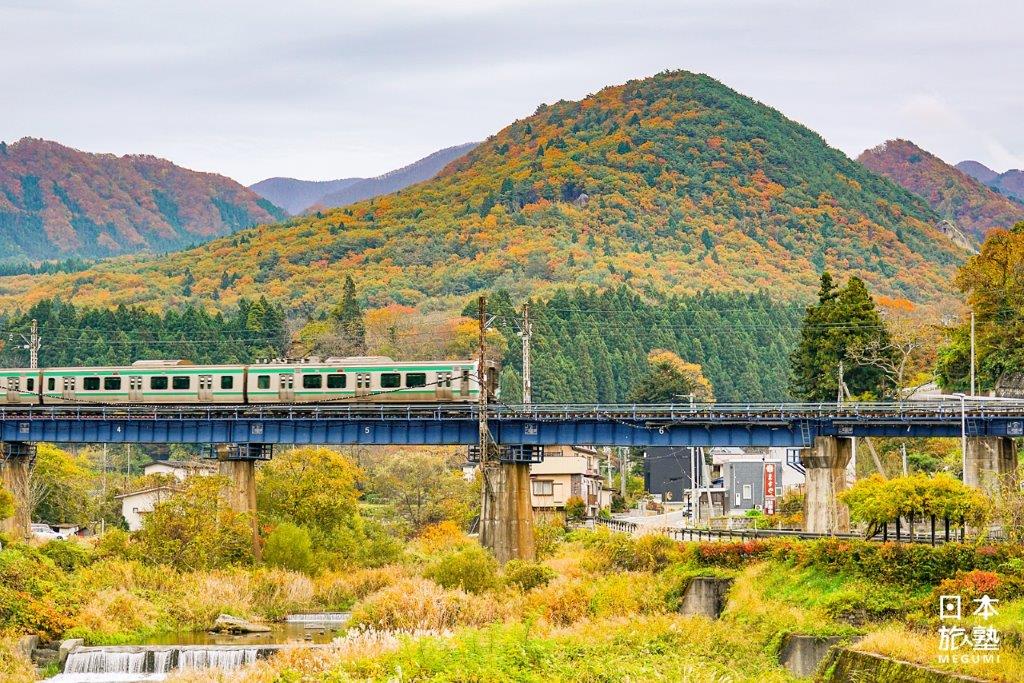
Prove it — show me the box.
[114,486,177,531]
[529,446,612,518]
[142,459,218,481]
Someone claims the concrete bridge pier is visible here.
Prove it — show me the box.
[479,460,536,563]
[800,437,852,534]
[965,437,1018,493]
[215,444,268,559]
[0,443,36,539]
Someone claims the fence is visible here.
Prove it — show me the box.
[596,517,983,546]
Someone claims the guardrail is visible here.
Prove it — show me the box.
[596,517,988,546]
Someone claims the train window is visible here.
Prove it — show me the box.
[221,376,234,390]
[26,378,34,391]
[151,376,168,390]
[380,373,401,389]
[257,375,271,390]
[406,373,427,388]
[327,373,346,389]
[83,377,100,391]
[172,376,190,390]
[104,377,121,390]
[47,378,55,391]
[302,374,322,389]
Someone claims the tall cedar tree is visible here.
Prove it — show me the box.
[789,273,895,401]
[332,276,367,355]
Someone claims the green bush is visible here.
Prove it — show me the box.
[38,540,94,572]
[564,496,586,521]
[94,529,138,561]
[424,544,499,594]
[263,523,313,573]
[503,560,556,591]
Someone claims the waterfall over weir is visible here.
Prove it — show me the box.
[55,645,276,682]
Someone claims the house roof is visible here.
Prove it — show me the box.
[114,485,178,500]
[143,459,217,471]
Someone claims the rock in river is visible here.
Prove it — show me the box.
[210,613,272,634]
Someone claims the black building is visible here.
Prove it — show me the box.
[643,446,706,503]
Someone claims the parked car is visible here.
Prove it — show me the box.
[30,523,67,541]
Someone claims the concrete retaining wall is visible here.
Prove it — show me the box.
[819,648,990,682]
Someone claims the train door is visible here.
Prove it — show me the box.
[6,377,20,403]
[435,371,453,400]
[62,376,76,401]
[460,369,470,397]
[197,375,214,402]
[355,372,371,398]
[278,373,295,402]
[128,376,144,402]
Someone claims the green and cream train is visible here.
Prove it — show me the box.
[0,357,497,405]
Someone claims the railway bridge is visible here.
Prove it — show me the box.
[1,400,1021,556]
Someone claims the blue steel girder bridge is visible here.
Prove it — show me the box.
[0,400,1022,452]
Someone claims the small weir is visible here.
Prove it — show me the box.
[52,645,286,682]
[285,612,352,625]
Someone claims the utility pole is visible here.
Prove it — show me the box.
[520,303,532,404]
[966,309,974,395]
[619,447,628,499]
[901,443,908,476]
[29,319,39,369]
[837,361,844,406]
[477,296,489,464]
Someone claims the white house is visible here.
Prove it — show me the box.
[529,446,613,518]
[114,486,177,531]
[142,459,217,481]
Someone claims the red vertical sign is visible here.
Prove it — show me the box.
[763,462,777,515]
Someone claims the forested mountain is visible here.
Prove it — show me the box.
[485,288,802,403]
[0,71,964,313]
[249,177,361,215]
[0,138,285,261]
[0,298,289,367]
[955,160,1024,204]
[858,140,1024,240]
[250,143,479,215]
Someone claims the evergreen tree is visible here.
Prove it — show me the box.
[331,276,366,355]
[789,272,894,401]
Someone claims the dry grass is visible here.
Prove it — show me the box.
[166,626,443,683]
[0,634,35,683]
[313,564,411,610]
[74,588,160,637]
[350,577,508,630]
[854,624,1024,682]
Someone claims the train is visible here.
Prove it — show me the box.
[0,357,498,405]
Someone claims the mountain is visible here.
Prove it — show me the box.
[249,143,479,215]
[857,140,1024,240]
[956,160,1024,204]
[0,71,965,313]
[0,138,285,261]
[313,143,480,210]
[955,160,1000,185]
[248,177,361,215]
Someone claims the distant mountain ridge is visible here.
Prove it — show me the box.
[0,138,284,260]
[0,71,966,312]
[250,142,479,215]
[858,139,1024,240]
[249,177,361,215]
[956,160,1024,204]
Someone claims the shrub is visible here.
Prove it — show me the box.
[70,588,159,640]
[534,518,567,560]
[350,577,501,630]
[690,540,772,568]
[39,539,94,572]
[503,560,556,591]
[94,529,138,561]
[263,523,313,573]
[565,496,586,521]
[314,566,410,611]
[424,544,499,594]
[934,570,1024,603]
[414,521,472,555]
[527,578,593,625]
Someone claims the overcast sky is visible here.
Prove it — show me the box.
[2,0,1021,185]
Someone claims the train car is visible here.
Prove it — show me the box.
[245,357,493,404]
[0,356,498,406]
[39,360,246,405]
[0,368,42,404]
